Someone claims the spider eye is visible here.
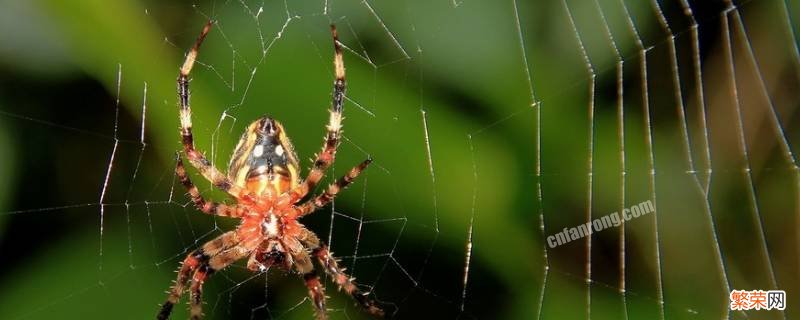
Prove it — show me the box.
[228,116,300,194]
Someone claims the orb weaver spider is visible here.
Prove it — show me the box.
[157,21,385,320]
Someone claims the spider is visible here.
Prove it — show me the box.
[157,21,385,320]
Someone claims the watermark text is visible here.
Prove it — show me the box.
[730,290,786,311]
[546,200,655,249]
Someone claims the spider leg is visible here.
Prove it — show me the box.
[189,245,251,319]
[177,20,245,200]
[282,25,346,203]
[158,231,241,320]
[176,153,242,217]
[314,244,386,318]
[296,225,321,250]
[188,265,211,320]
[157,250,204,320]
[304,272,328,320]
[291,158,371,219]
[298,228,385,317]
[288,235,328,320]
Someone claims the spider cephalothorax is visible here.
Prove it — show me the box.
[157,21,385,320]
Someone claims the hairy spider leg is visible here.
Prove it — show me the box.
[304,272,328,320]
[294,227,328,319]
[314,245,386,318]
[287,237,330,320]
[177,20,246,200]
[158,231,242,319]
[280,25,347,205]
[291,158,372,219]
[296,226,386,318]
[188,245,252,319]
[175,153,242,217]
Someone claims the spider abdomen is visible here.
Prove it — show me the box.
[228,117,300,197]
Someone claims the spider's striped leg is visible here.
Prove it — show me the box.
[177,20,245,200]
[288,244,329,320]
[282,25,347,204]
[313,244,386,318]
[188,265,212,320]
[157,250,204,320]
[304,272,328,320]
[158,231,240,320]
[291,158,371,219]
[313,158,371,210]
[297,225,322,250]
[175,154,241,217]
[189,245,251,319]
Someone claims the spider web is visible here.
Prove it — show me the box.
[0,0,799,319]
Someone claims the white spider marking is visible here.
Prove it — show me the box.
[180,109,192,128]
[328,111,343,132]
[262,213,279,237]
[275,145,284,156]
[253,145,264,157]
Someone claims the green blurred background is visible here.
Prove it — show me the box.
[0,0,798,319]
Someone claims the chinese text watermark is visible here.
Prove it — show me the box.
[730,290,786,311]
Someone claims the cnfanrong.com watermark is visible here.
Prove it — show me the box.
[546,200,655,249]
